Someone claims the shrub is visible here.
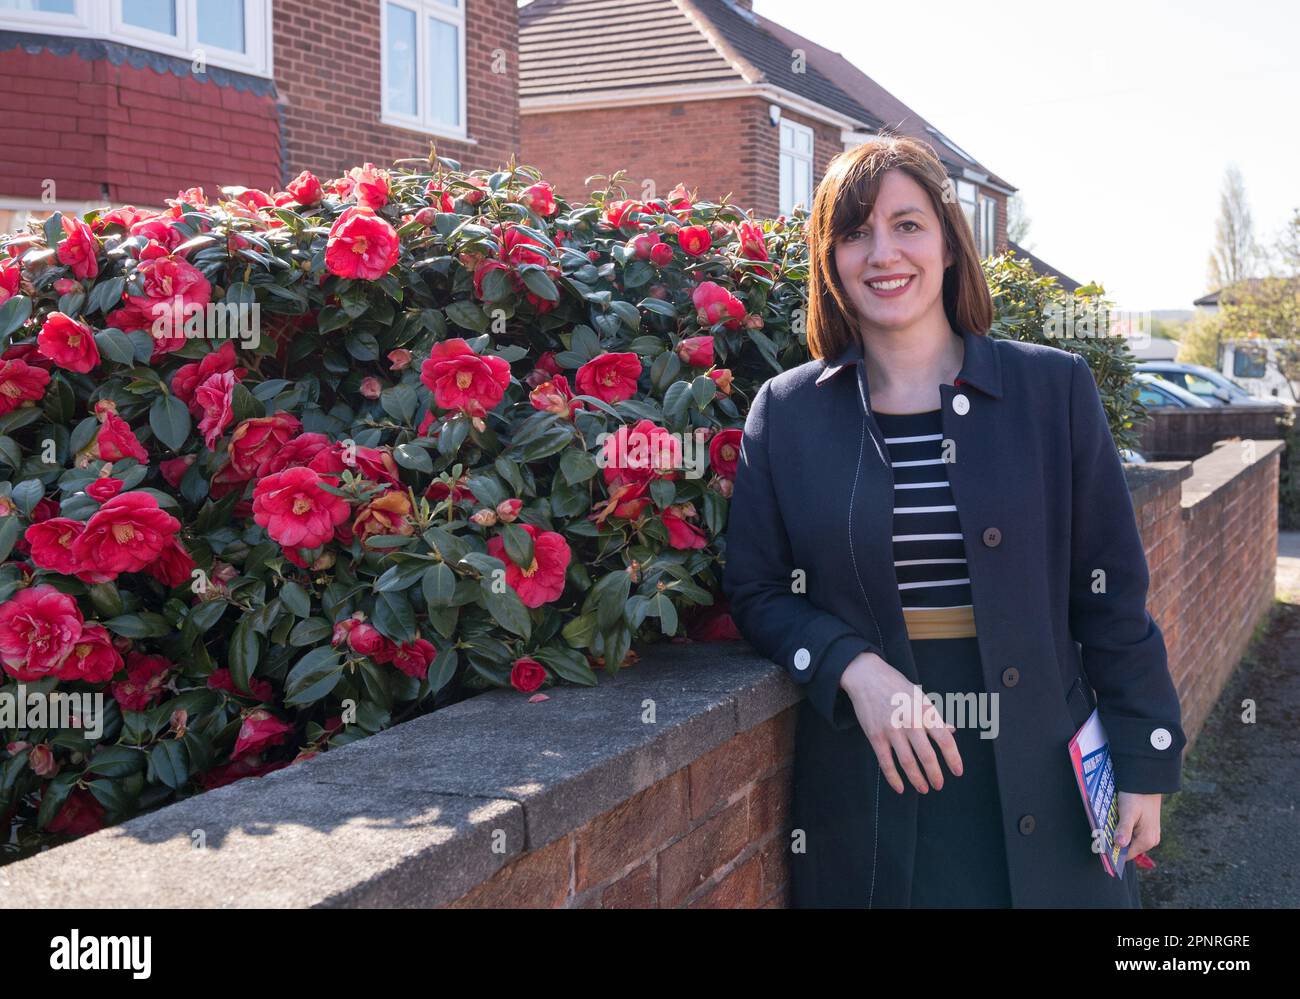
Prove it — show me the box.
[0,156,1138,858]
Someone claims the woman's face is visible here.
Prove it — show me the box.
[831,168,954,337]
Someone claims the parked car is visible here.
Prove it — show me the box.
[1132,371,1216,409]
[1135,361,1285,408]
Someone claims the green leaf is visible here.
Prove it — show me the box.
[0,295,32,341]
[0,516,20,565]
[83,745,146,779]
[148,740,190,790]
[393,442,433,472]
[284,646,345,706]
[654,592,679,636]
[94,327,136,365]
[374,560,427,592]
[422,562,457,607]
[373,589,417,643]
[228,617,261,693]
[445,300,489,332]
[521,267,559,301]
[479,574,531,640]
[559,447,598,485]
[149,393,191,451]
[279,580,311,618]
[501,522,534,569]
[289,617,333,646]
[105,612,172,638]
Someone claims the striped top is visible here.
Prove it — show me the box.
[870,407,974,616]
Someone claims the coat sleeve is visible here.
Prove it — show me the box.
[721,379,882,730]
[1067,352,1186,793]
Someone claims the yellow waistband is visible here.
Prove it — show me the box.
[903,605,977,640]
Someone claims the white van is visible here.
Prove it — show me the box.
[1218,338,1300,404]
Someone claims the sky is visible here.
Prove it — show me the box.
[748,0,1299,312]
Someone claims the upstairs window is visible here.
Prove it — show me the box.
[382,0,467,139]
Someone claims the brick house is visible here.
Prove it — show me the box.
[519,0,1015,257]
[0,0,519,231]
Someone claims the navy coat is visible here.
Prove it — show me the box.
[720,325,1187,908]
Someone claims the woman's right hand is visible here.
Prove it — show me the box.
[839,651,964,794]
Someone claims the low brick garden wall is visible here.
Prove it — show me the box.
[1,440,1281,907]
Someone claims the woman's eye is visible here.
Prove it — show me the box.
[899,221,919,232]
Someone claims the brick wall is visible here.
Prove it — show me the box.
[1135,443,1281,742]
[448,710,795,908]
[274,0,519,183]
[0,42,280,207]
[523,97,851,219]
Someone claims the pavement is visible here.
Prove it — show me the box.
[1138,531,1300,907]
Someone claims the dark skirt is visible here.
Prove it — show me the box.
[907,635,1013,908]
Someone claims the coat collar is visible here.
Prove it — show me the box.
[813,324,1003,399]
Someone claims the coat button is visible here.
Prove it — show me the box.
[1001,667,1019,687]
[982,526,1002,547]
[793,647,811,671]
[1150,727,1172,750]
[1018,814,1036,835]
[952,393,970,415]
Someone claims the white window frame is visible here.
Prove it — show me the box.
[977,194,996,257]
[956,179,978,249]
[779,118,814,216]
[0,0,272,78]
[380,0,469,141]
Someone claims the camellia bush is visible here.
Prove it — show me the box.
[0,154,1139,857]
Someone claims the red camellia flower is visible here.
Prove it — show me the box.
[495,223,550,267]
[261,430,330,476]
[85,477,124,503]
[285,169,324,206]
[233,708,296,757]
[348,622,397,664]
[144,536,196,588]
[63,623,123,683]
[663,508,708,549]
[24,518,86,577]
[677,225,712,256]
[709,428,743,480]
[160,455,195,489]
[575,352,642,404]
[420,338,512,417]
[95,411,149,464]
[208,667,274,702]
[676,335,714,368]
[109,243,213,357]
[734,220,773,277]
[692,281,746,330]
[111,652,173,711]
[37,312,100,373]
[601,419,682,488]
[73,492,181,577]
[252,466,352,549]
[228,411,302,478]
[45,787,106,837]
[129,216,185,253]
[195,370,237,449]
[325,206,400,280]
[519,181,557,217]
[0,257,22,304]
[0,358,50,416]
[0,585,84,680]
[172,343,244,416]
[56,214,99,280]
[528,374,586,421]
[390,637,437,679]
[650,241,674,267]
[510,656,547,693]
[485,522,571,608]
[603,199,648,229]
[345,162,391,210]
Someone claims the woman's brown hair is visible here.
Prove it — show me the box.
[805,133,994,361]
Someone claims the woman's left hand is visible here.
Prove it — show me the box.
[1115,791,1162,857]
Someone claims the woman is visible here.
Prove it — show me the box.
[721,136,1186,908]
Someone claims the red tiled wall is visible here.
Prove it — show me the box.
[274,0,519,182]
[0,45,280,207]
